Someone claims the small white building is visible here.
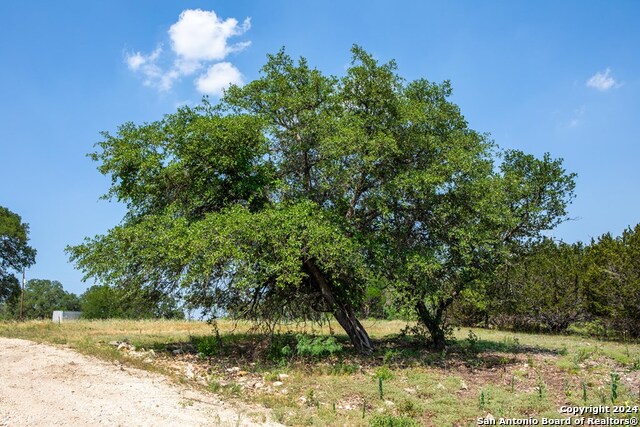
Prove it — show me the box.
[52,311,82,323]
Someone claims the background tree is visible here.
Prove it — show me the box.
[485,238,585,332]
[21,279,79,319]
[80,284,184,319]
[582,225,640,337]
[68,46,575,352]
[0,274,20,319]
[1,206,37,320]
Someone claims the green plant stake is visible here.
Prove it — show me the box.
[333,402,336,414]
[379,377,383,400]
[511,375,515,393]
[611,372,619,403]
[479,390,485,409]
[362,399,366,418]
[583,382,587,403]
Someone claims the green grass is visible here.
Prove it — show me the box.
[1,319,639,426]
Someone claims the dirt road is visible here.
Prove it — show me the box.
[0,338,281,427]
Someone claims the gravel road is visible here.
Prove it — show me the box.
[0,337,281,427]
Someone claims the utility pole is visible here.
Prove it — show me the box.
[20,268,25,321]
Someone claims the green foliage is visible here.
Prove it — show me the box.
[0,206,36,318]
[582,225,640,337]
[0,274,20,319]
[610,372,619,402]
[369,414,420,427]
[21,279,79,319]
[80,284,183,320]
[194,335,222,358]
[374,365,394,381]
[295,334,342,357]
[329,362,360,375]
[67,45,575,352]
[485,238,585,333]
[0,206,36,276]
[266,333,297,362]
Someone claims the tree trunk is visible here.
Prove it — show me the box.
[416,299,449,350]
[303,259,374,354]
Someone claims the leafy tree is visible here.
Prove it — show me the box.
[1,206,36,315]
[582,225,640,337]
[67,46,575,352]
[21,279,79,319]
[0,274,20,319]
[80,284,184,319]
[483,238,585,332]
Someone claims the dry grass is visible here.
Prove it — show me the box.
[1,319,639,426]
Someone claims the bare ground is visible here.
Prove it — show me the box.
[0,338,282,427]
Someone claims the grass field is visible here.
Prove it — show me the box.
[1,319,639,426]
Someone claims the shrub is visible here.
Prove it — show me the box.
[369,414,420,427]
[295,334,342,357]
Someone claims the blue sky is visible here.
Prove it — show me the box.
[1,1,638,295]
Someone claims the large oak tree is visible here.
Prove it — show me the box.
[68,46,575,352]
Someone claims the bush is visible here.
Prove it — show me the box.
[295,334,343,357]
[193,335,222,357]
[369,414,420,427]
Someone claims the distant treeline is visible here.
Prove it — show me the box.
[0,280,183,321]
[362,224,640,340]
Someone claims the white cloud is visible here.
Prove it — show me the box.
[586,68,620,91]
[126,47,164,86]
[196,62,243,96]
[125,9,250,95]
[169,9,250,62]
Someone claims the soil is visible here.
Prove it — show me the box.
[0,338,282,427]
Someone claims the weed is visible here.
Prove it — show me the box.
[209,380,222,393]
[563,378,573,398]
[383,349,398,365]
[305,389,319,407]
[193,334,222,358]
[503,336,521,354]
[295,334,342,358]
[526,355,535,367]
[329,361,359,375]
[263,371,279,381]
[374,365,394,381]
[558,345,568,356]
[467,330,480,353]
[536,372,546,399]
[573,347,593,364]
[266,332,296,363]
[397,399,422,418]
[369,414,420,427]
[226,382,242,396]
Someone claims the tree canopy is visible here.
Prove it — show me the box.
[80,284,184,320]
[1,206,36,319]
[20,279,79,320]
[1,206,36,280]
[68,46,575,352]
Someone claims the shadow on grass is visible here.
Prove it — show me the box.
[145,330,562,373]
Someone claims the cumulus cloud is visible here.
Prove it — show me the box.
[125,9,250,94]
[196,62,243,96]
[586,68,620,91]
[169,10,250,62]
